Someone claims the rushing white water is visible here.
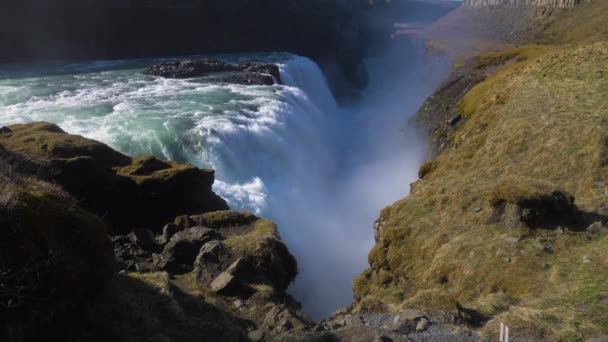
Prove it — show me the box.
[0,46,450,318]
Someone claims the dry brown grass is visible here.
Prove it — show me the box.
[354,34,608,340]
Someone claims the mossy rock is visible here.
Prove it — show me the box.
[0,122,228,234]
[183,211,298,292]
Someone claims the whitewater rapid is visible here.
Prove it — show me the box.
[0,49,450,318]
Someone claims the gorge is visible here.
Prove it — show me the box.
[2,0,608,341]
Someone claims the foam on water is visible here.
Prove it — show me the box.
[0,50,450,318]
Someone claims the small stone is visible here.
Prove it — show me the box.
[393,309,427,334]
[532,243,547,252]
[587,222,605,235]
[233,299,244,309]
[598,206,608,216]
[129,228,157,250]
[542,263,551,270]
[583,256,593,264]
[416,318,430,332]
[504,237,520,244]
[554,227,565,235]
[473,207,482,213]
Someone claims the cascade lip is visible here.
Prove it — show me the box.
[143,59,282,85]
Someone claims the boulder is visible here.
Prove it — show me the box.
[193,240,230,284]
[159,223,182,244]
[587,222,605,235]
[143,59,282,85]
[392,309,428,334]
[129,228,157,250]
[488,178,580,230]
[0,173,114,340]
[154,227,219,273]
[0,122,229,234]
[416,318,430,332]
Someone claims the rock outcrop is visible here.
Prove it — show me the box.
[0,122,228,234]
[143,59,282,85]
[0,163,114,341]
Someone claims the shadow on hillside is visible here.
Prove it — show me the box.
[79,274,251,342]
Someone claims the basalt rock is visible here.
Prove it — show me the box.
[0,122,229,234]
[143,59,282,85]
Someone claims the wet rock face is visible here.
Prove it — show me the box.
[143,59,282,85]
[0,170,114,341]
[0,122,228,234]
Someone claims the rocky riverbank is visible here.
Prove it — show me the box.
[0,122,485,342]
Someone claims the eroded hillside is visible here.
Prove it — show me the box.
[354,1,608,340]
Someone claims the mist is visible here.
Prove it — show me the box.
[263,39,452,319]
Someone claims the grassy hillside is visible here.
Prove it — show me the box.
[354,2,608,340]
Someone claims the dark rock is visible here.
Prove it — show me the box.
[143,59,281,85]
[0,126,12,134]
[193,240,229,285]
[587,222,605,235]
[488,180,580,230]
[159,223,182,245]
[416,318,430,332]
[447,115,462,126]
[234,299,245,309]
[155,227,219,273]
[392,309,428,334]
